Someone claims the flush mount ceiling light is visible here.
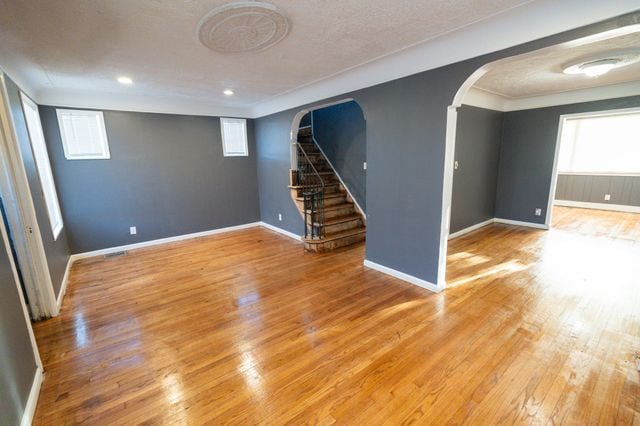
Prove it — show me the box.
[223,89,234,96]
[117,76,133,85]
[563,51,640,77]
[197,1,289,53]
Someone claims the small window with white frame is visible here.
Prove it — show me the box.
[56,109,110,160]
[220,117,248,157]
[20,93,64,240]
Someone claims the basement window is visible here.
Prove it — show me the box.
[56,109,110,160]
[21,93,64,240]
[558,109,640,175]
[220,118,248,156]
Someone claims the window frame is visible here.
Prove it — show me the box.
[220,117,248,157]
[557,107,640,176]
[20,92,64,240]
[56,108,111,160]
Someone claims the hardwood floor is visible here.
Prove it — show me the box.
[33,207,640,424]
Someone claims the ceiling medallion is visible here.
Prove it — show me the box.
[197,1,290,53]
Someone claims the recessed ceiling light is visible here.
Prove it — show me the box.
[223,89,234,96]
[562,51,640,78]
[117,76,133,85]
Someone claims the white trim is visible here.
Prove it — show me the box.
[13,2,634,119]
[36,88,253,119]
[437,106,459,289]
[554,199,640,213]
[364,259,442,293]
[56,256,73,310]
[56,109,111,160]
[557,171,640,177]
[448,218,495,240]
[463,87,509,111]
[250,4,640,118]
[220,117,249,157]
[20,368,44,426]
[71,222,262,260]
[494,218,549,230]
[21,93,65,240]
[504,80,640,112]
[310,111,366,220]
[545,113,566,227]
[0,74,58,319]
[437,24,640,292]
[0,172,43,369]
[464,81,640,112]
[545,106,640,227]
[259,221,302,241]
[288,98,355,171]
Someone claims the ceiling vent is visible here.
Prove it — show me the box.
[197,1,290,53]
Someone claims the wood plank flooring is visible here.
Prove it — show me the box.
[33,207,640,424]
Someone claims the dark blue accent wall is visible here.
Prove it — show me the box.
[312,101,366,212]
[255,14,634,285]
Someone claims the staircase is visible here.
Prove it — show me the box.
[289,126,366,252]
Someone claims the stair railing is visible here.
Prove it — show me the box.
[296,141,325,239]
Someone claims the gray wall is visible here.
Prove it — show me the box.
[312,101,367,211]
[39,107,261,253]
[0,232,38,425]
[255,13,636,285]
[450,105,503,233]
[5,76,71,297]
[496,95,640,224]
[555,174,640,206]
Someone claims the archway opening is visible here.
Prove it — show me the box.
[438,24,640,288]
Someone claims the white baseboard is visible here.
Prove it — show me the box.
[448,218,495,240]
[71,222,262,261]
[555,200,640,214]
[21,367,44,426]
[56,257,73,311]
[258,221,302,241]
[364,259,441,293]
[494,218,549,230]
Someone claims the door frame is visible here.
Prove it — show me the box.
[0,73,57,319]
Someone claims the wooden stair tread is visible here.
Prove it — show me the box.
[305,202,354,213]
[296,193,345,202]
[314,214,362,226]
[303,226,366,243]
[288,182,340,189]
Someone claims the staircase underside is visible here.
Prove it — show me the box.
[290,127,366,252]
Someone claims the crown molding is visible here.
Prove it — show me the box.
[4,1,639,119]
[36,88,252,118]
[249,0,640,118]
[463,80,640,112]
[462,87,509,111]
[504,80,640,111]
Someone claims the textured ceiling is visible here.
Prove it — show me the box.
[0,0,532,110]
[475,32,640,98]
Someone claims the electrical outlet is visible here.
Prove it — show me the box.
[534,208,542,216]
[363,162,367,170]
[278,213,282,222]
[129,226,137,235]
[454,161,459,170]
[604,194,611,201]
